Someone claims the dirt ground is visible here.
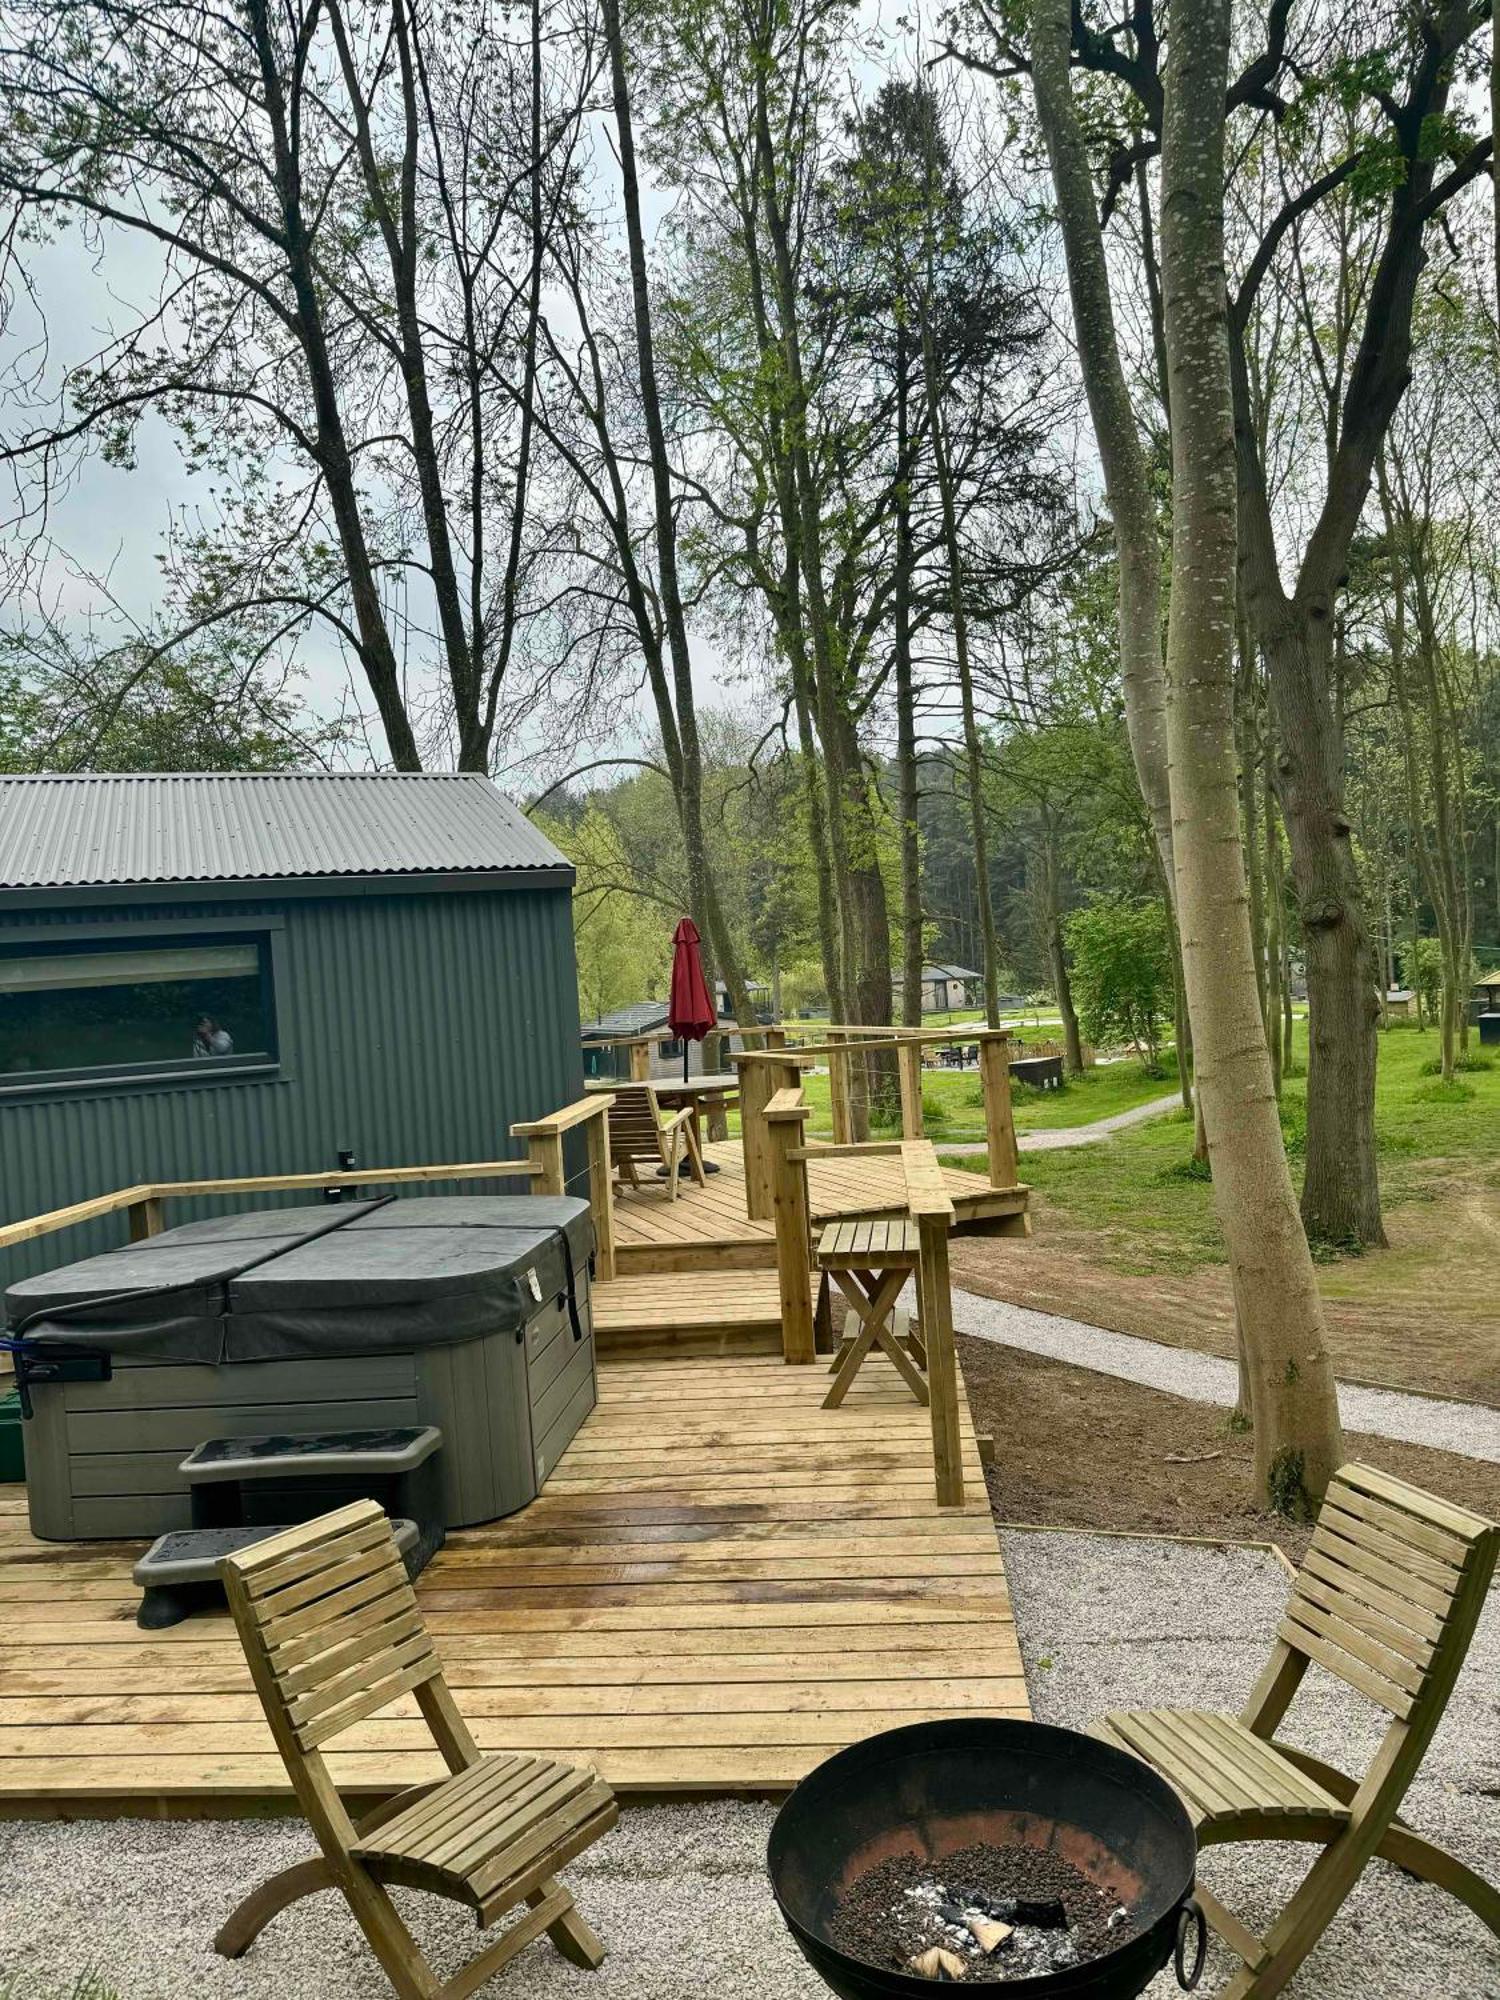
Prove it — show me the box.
[952,1177,1500,1405]
[957,1333,1500,1562]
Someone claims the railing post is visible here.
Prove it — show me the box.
[765,1091,815,1364]
[736,1054,772,1219]
[916,1210,964,1506]
[827,1030,853,1146]
[629,1040,651,1082]
[896,1040,925,1139]
[977,1031,1019,1188]
[127,1195,165,1242]
[527,1131,566,1197]
[583,1102,616,1282]
[902,1139,963,1507]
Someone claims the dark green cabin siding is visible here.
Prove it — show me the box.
[0,886,583,1288]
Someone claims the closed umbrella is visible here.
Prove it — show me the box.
[667,917,716,1081]
[666,917,722,1178]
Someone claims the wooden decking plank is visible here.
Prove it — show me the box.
[0,1347,1023,1811]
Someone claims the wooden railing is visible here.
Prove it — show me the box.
[582,1022,790,1082]
[511,1094,615,1281]
[735,1024,1019,1221]
[760,1084,965,1506]
[0,1094,619,1282]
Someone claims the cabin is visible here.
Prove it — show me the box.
[0,771,582,1285]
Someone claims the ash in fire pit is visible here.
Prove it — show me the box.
[829,1842,1136,1983]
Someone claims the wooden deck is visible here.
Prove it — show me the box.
[612,1137,1028,1273]
[0,1350,1025,1814]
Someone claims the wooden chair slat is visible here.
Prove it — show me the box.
[430,1764,592,1873]
[296,1655,444,1752]
[366,1755,532,1859]
[256,1539,408,1625]
[276,1606,429,1699]
[1324,1484,1472,1568]
[286,1631,440,1734]
[244,1514,396,1597]
[1277,1609,1417,1718]
[231,1498,383,1573]
[1310,1514,1456,1608]
[1339,1461,1493,1542]
[1299,1545,1448,1646]
[398,1760,570,1867]
[260,1558,413,1653]
[1291,1570,1437,1672]
[269,1581,417,1675]
[468,1779,618,1900]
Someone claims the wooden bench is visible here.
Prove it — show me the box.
[215,1501,618,1998]
[817,1219,928,1410]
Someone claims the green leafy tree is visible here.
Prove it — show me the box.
[1063,899,1173,1069]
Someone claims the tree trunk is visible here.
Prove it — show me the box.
[1264,750,1285,1095]
[603,0,751,1025]
[1030,0,1174,895]
[1041,815,1084,1074]
[1257,613,1384,1246]
[919,276,1003,1030]
[1158,0,1343,1507]
[894,329,925,1031]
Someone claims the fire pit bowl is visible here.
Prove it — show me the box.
[768,1718,1205,1999]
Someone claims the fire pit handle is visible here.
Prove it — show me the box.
[1173,1898,1208,1990]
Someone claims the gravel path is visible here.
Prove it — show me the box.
[1,1534,1496,1998]
[951,1290,1500,1463]
[938,1091,1185,1157]
[1004,1529,1500,1999]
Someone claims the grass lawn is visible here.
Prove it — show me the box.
[945,1020,1500,1401]
[782,1049,1184,1142]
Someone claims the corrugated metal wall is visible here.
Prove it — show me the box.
[0,887,585,1290]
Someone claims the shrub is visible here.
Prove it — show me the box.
[1063,899,1173,1070]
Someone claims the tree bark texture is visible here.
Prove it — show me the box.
[1158,0,1343,1505]
[1030,0,1174,895]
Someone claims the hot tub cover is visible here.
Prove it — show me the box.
[5,1195,593,1363]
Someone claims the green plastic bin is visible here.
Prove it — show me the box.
[0,1388,22,1483]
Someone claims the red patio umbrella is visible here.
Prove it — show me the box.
[667,917,716,1082]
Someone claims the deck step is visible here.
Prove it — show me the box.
[592,1271,786,1357]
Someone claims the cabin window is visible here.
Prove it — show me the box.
[0,933,279,1088]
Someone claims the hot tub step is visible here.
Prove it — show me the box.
[182,1423,446,1574]
[133,1516,421,1629]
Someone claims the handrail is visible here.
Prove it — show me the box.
[511,1094,613,1137]
[580,1022,791,1048]
[1,1089,622,1284]
[738,1027,1011,1061]
[0,1160,539,1256]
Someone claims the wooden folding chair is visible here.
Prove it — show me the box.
[1093,1462,1499,1999]
[215,1501,618,2000]
[604,1082,706,1200]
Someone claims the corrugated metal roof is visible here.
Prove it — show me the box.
[581,1001,671,1037]
[0,773,570,891]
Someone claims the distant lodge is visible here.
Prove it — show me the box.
[580,964,1010,1082]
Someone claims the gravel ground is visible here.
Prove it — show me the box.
[952,1292,1500,1463]
[1,1533,1496,1999]
[1005,1530,1500,1999]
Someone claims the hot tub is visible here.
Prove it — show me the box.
[5,1194,595,1540]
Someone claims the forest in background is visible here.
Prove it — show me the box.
[3,0,1500,1503]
